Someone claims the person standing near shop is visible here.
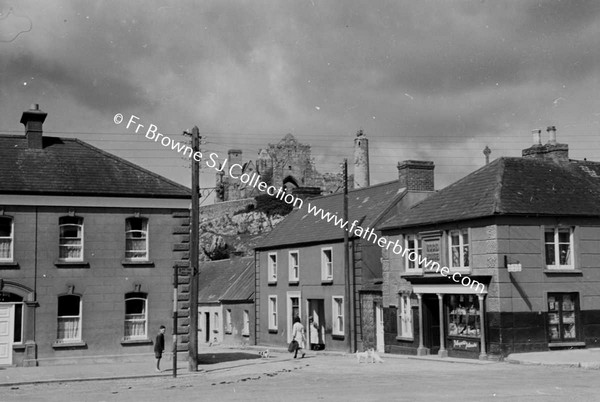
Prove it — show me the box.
[154,325,166,372]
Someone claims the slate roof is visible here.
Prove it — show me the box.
[379,157,600,229]
[256,180,406,249]
[198,257,254,303]
[0,135,190,198]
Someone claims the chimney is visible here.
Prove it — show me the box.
[397,160,435,191]
[522,126,568,164]
[353,129,370,188]
[228,149,243,177]
[20,103,47,149]
[483,146,491,165]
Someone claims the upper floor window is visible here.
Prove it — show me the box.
[405,235,422,272]
[321,248,333,282]
[125,218,148,260]
[289,251,299,283]
[449,229,469,269]
[124,292,147,340]
[268,252,277,283]
[57,294,82,343]
[545,227,573,269]
[59,217,83,261]
[0,217,14,261]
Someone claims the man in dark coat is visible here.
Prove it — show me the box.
[154,325,166,372]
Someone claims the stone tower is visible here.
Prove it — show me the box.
[353,129,370,188]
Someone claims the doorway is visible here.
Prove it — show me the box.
[375,303,385,353]
[422,295,440,355]
[0,304,14,365]
[204,312,211,343]
[307,299,325,350]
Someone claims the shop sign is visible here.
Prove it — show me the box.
[452,339,479,351]
[507,263,522,272]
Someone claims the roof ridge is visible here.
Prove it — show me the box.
[70,138,191,194]
[306,179,400,202]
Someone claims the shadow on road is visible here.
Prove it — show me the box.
[198,352,261,365]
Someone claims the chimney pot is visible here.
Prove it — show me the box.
[20,103,47,149]
[532,129,542,145]
[30,103,39,111]
[547,126,557,145]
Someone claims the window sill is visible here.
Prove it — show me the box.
[225,331,232,335]
[548,341,585,348]
[54,260,90,268]
[121,260,155,267]
[288,281,299,286]
[268,281,277,286]
[395,336,414,342]
[321,279,333,285]
[242,333,250,338]
[52,341,87,349]
[0,261,19,269]
[332,334,345,340]
[268,329,278,334]
[13,344,25,351]
[400,272,423,278]
[544,269,582,275]
[121,338,152,346]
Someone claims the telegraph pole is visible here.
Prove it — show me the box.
[342,159,353,353]
[188,126,200,371]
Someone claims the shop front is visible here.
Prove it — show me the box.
[412,284,488,360]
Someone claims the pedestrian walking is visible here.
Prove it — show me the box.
[291,316,306,358]
[154,325,166,372]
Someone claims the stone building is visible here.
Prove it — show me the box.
[215,132,367,202]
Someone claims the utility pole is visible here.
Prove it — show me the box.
[342,159,353,353]
[172,258,178,378]
[188,126,200,371]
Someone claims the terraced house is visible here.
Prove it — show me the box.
[0,105,190,366]
[379,127,600,359]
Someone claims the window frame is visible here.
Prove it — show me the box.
[448,229,470,270]
[404,234,423,272]
[332,296,344,336]
[124,293,148,341]
[544,227,574,270]
[58,216,84,262]
[321,247,333,282]
[224,309,232,334]
[56,294,82,343]
[267,252,277,284]
[268,295,278,331]
[289,250,299,283]
[0,216,14,262]
[242,309,250,337]
[396,293,414,340]
[125,217,149,261]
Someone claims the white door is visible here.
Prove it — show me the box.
[0,304,14,365]
[375,303,384,353]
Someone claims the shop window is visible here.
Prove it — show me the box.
[125,218,149,260]
[59,217,83,261]
[0,217,14,261]
[404,235,422,272]
[225,309,232,334]
[268,253,277,283]
[124,293,147,340]
[268,296,278,331]
[289,251,299,283]
[448,230,469,270]
[548,293,579,343]
[397,293,413,340]
[447,295,480,338]
[321,248,333,282]
[545,227,574,270]
[57,294,82,343]
[332,296,344,336]
[242,310,250,337]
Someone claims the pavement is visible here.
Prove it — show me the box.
[2,345,600,387]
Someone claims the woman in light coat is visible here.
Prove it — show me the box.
[291,316,306,358]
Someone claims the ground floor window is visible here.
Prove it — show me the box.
[124,293,147,340]
[332,296,344,336]
[548,293,579,342]
[397,293,413,339]
[268,296,278,330]
[447,294,480,338]
[242,310,250,336]
[57,294,82,343]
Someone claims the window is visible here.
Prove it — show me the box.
[405,235,422,271]
[397,293,413,339]
[125,218,149,260]
[449,230,469,269]
[289,251,299,283]
[548,293,579,343]
[268,296,278,330]
[268,253,277,283]
[321,248,333,282]
[57,295,82,343]
[225,309,232,334]
[0,217,14,261]
[242,310,250,337]
[213,312,220,333]
[447,294,480,338]
[545,227,573,269]
[124,293,147,340]
[59,217,83,261]
[332,296,344,336]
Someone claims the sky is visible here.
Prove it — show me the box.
[1,0,599,201]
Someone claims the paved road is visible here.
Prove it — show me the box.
[4,353,600,401]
